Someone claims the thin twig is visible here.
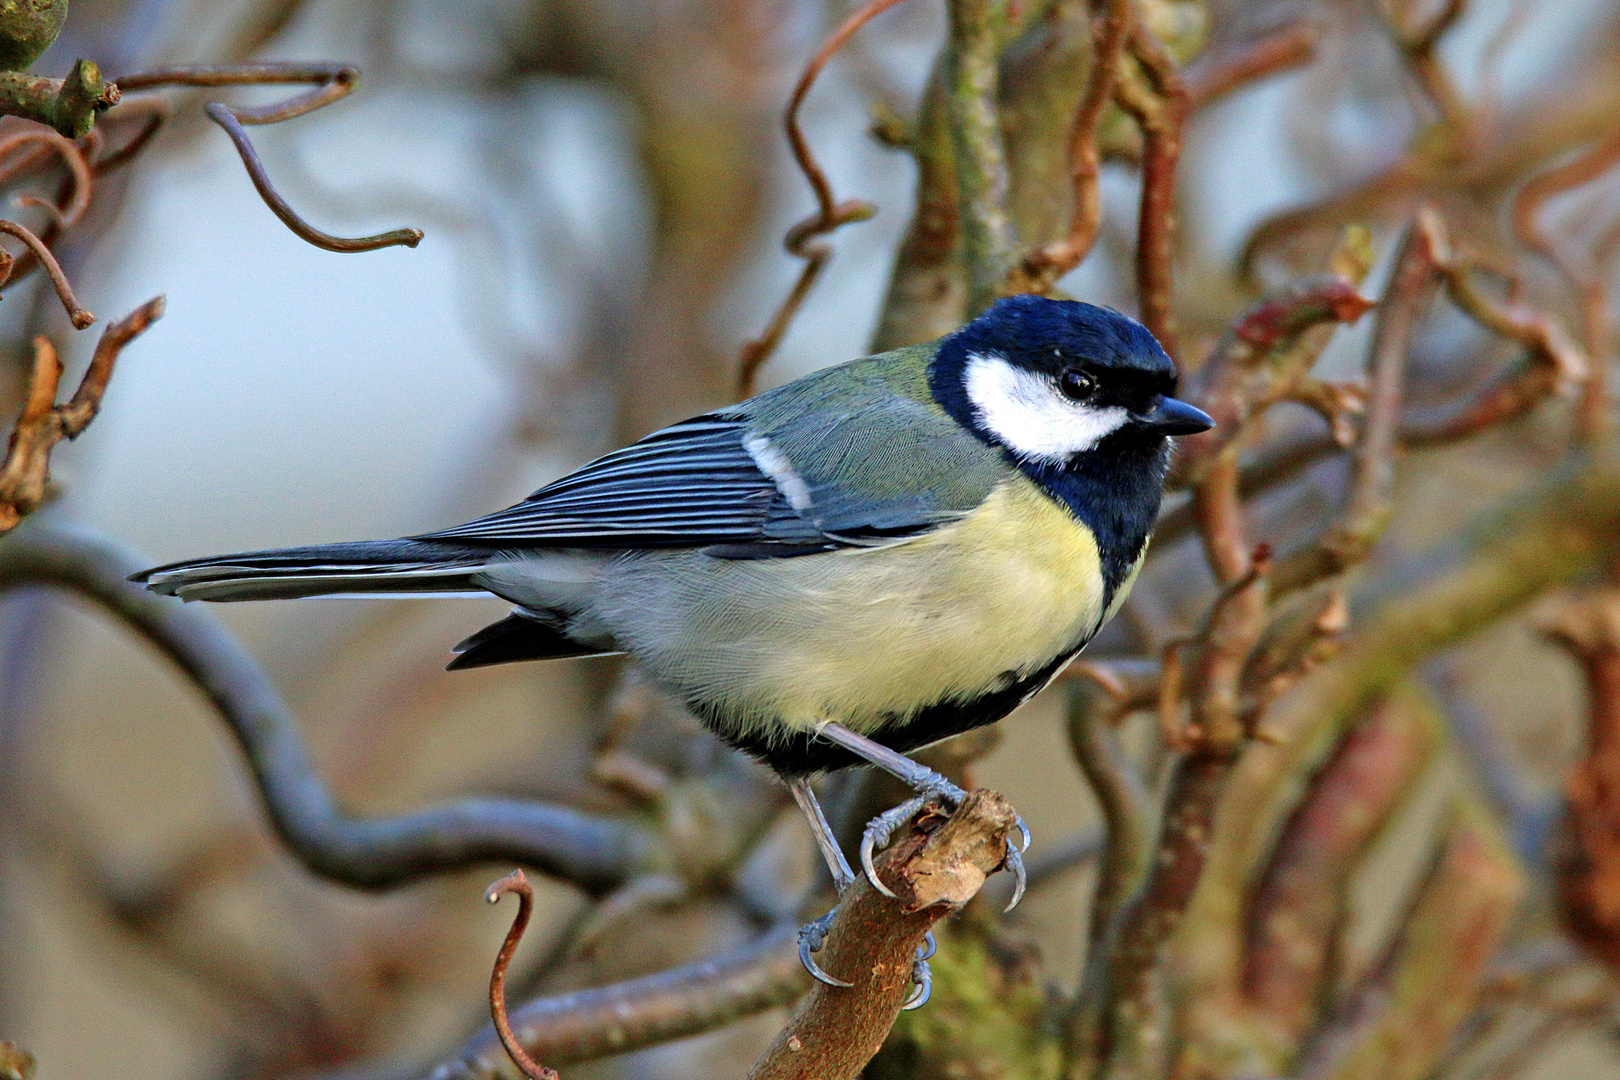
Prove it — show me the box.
[0,218,95,327]
[1511,127,1620,439]
[1271,214,1442,597]
[734,0,898,395]
[206,103,423,253]
[485,871,561,1080]
[110,62,422,252]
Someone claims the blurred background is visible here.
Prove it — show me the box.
[2,0,1620,1078]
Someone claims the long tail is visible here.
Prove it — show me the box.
[132,539,494,602]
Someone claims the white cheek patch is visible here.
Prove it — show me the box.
[963,352,1130,464]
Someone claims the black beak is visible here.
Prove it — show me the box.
[1135,396,1214,436]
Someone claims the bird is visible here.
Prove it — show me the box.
[133,294,1212,1006]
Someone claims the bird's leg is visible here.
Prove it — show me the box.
[786,775,935,1001]
[814,721,1030,913]
[788,776,854,891]
[788,776,853,988]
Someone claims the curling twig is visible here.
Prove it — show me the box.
[111,62,423,253]
[1010,0,1132,294]
[735,0,900,395]
[485,871,561,1080]
[1511,127,1620,438]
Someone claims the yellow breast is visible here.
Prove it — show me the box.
[597,478,1109,746]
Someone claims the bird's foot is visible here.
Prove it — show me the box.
[797,905,852,988]
[859,771,1031,912]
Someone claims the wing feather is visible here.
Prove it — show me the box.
[412,350,1017,554]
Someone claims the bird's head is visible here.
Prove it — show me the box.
[929,294,1213,466]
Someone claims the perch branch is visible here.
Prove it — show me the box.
[0,525,658,894]
[748,790,1019,1080]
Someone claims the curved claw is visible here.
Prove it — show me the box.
[1002,838,1028,913]
[903,955,932,1010]
[1014,814,1032,853]
[861,829,900,899]
[917,930,937,962]
[798,910,853,988]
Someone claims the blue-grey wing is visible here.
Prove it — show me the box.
[413,353,1012,554]
[414,415,785,548]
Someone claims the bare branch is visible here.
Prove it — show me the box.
[0,525,659,893]
[0,299,161,533]
[1540,590,1620,975]
[1243,690,1440,1045]
[205,103,423,253]
[1010,0,1131,294]
[1271,215,1442,597]
[1114,21,1189,360]
[1184,20,1319,112]
[1295,800,1524,1080]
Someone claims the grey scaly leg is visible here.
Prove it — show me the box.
[788,777,853,988]
[814,721,1030,912]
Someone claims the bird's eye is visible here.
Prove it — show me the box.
[1059,368,1096,402]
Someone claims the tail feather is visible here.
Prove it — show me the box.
[133,539,493,602]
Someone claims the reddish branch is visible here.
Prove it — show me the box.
[1114,22,1188,361]
[734,0,900,395]
[0,298,162,533]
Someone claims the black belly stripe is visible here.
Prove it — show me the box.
[704,641,1087,776]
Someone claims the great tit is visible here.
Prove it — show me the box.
[135,294,1212,1000]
